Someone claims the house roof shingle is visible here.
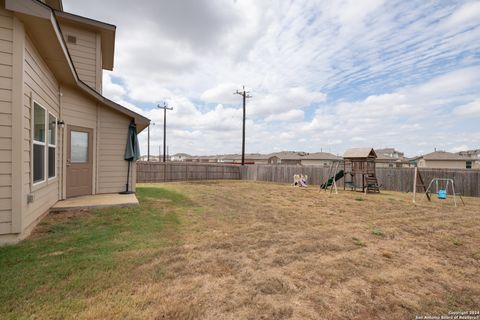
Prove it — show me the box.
[301,152,342,160]
[422,151,470,161]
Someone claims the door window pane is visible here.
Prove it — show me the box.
[71,131,88,163]
[33,144,45,182]
[34,103,45,142]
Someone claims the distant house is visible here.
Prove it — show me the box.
[375,148,410,168]
[457,149,480,169]
[267,156,280,164]
[416,151,473,169]
[375,148,404,158]
[170,153,190,162]
[268,151,307,165]
[300,152,342,166]
[376,154,410,168]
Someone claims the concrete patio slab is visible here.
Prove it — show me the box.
[51,193,139,211]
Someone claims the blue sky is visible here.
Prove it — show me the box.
[64,0,480,157]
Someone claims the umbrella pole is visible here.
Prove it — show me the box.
[120,161,133,194]
[126,161,130,192]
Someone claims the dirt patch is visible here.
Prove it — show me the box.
[29,209,93,239]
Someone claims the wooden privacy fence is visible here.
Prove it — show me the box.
[239,165,480,197]
[137,162,241,182]
[137,162,480,197]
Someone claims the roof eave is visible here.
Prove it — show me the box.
[78,81,150,131]
[54,10,116,70]
[7,0,149,132]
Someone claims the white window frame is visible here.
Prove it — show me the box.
[48,112,57,180]
[32,101,47,186]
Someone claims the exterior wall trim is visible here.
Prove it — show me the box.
[11,16,25,234]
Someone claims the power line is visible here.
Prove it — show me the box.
[234,86,252,166]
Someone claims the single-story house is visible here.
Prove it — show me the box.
[267,155,280,164]
[268,151,307,165]
[0,0,149,244]
[416,151,473,169]
[220,153,270,164]
[300,152,342,166]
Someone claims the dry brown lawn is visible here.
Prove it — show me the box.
[3,181,479,319]
[128,181,479,319]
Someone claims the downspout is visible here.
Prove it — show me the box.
[59,84,64,199]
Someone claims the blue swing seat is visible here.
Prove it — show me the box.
[437,189,447,199]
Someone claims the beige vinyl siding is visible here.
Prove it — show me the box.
[301,159,334,166]
[23,34,60,230]
[61,86,97,128]
[423,160,468,169]
[0,8,12,234]
[61,86,98,196]
[60,24,101,91]
[97,105,134,193]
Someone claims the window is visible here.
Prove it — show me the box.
[32,102,57,185]
[33,103,46,184]
[466,161,472,169]
[48,113,57,179]
[71,131,89,163]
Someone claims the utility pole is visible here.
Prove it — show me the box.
[147,122,156,161]
[234,86,252,165]
[157,102,173,162]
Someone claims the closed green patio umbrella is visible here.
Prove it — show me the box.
[121,121,140,194]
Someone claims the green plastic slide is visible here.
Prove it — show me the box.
[321,170,345,189]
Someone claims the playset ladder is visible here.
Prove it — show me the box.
[365,174,380,193]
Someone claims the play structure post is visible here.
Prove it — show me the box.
[451,181,457,207]
[412,167,417,204]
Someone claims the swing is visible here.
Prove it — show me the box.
[436,179,449,200]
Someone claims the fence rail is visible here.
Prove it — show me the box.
[137,162,480,197]
[240,165,480,197]
[137,161,241,182]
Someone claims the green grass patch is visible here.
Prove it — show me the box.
[0,186,192,319]
[352,237,366,247]
[371,227,384,237]
[355,197,364,202]
[451,238,463,246]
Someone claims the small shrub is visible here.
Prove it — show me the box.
[355,198,364,202]
[451,238,463,246]
[352,237,366,247]
[372,228,384,237]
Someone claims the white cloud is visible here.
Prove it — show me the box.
[265,109,304,122]
[454,99,480,116]
[201,83,242,104]
[63,0,480,156]
[444,1,480,29]
[449,144,470,153]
